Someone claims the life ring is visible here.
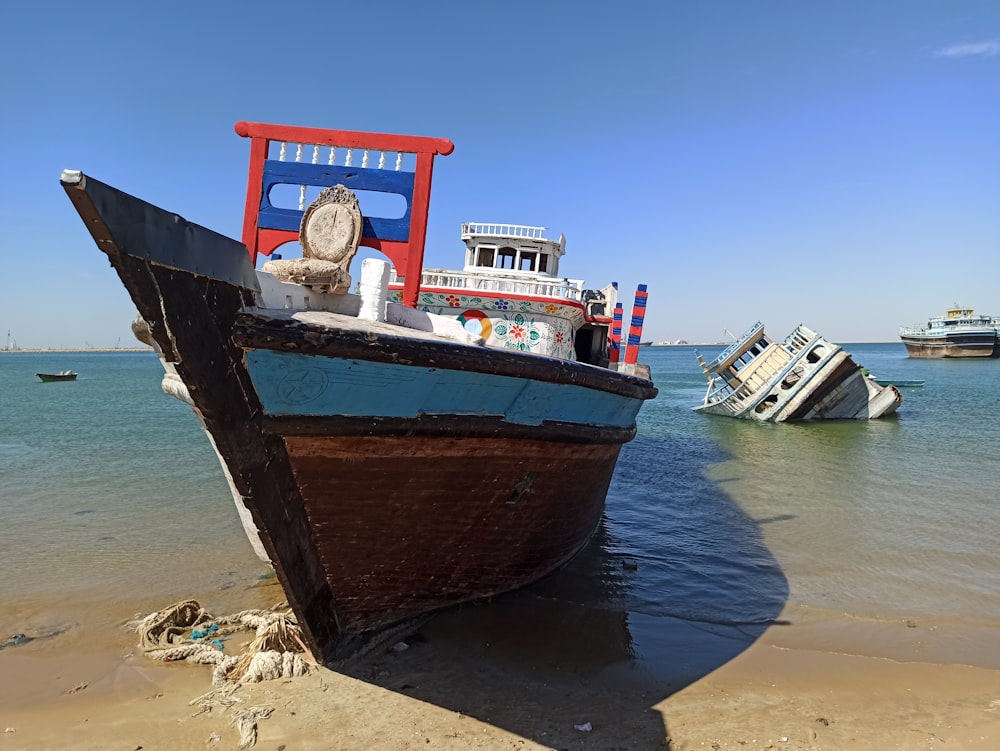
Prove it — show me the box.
[457,309,492,340]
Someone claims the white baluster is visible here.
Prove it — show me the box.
[395,152,403,171]
[361,149,370,168]
[345,148,353,167]
[288,144,303,211]
[377,151,386,169]
[328,146,337,165]
[279,142,287,161]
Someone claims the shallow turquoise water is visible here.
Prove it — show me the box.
[621,343,1000,626]
[0,351,266,603]
[2,343,998,665]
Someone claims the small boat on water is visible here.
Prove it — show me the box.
[900,306,1000,359]
[871,378,924,388]
[36,371,77,382]
[858,368,924,388]
[60,120,657,663]
[694,322,902,421]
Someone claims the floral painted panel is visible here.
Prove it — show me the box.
[394,290,582,359]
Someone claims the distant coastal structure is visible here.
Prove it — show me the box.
[0,325,155,353]
[650,339,728,346]
[0,347,152,354]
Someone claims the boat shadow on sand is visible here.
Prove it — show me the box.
[339,431,790,748]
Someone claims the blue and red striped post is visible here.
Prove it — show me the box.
[609,303,624,365]
[623,284,648,369]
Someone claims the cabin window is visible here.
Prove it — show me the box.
[755,395,778,413]
[574,328,594,363]
[538,254,548,273]
[519,251,537,272]
[477,248,495,268]
[780,370,802,390]
[497,246,516,270]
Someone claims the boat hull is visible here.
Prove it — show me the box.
[36,373,77,382]
[282,433,617,634]
[62,172,655,663]
[900,335,999,359]
[871,378,924,388]
[695,325,901,422]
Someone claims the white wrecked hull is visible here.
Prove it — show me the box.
[695,323,902,422]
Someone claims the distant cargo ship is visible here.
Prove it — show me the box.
[900,306,1000,359]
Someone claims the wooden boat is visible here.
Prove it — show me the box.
[859,368,925,388]
[36,371,77,382]
[60,120,657,663]
[900,306,1000,359]
[694,322,901,421]
[870,378,924,388]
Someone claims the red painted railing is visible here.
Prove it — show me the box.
[234,121,454,307]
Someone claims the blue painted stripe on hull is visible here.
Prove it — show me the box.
[246,350,642,428]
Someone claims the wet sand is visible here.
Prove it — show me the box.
[3,580,1000,751]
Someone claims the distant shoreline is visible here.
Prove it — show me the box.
[0,348,153,354]
[646,342,728,347]
[646,340,896,347]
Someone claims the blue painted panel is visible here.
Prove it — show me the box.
[246,351,641,428]
[505,380,636,426]
[259,207,410,242]
[258,161,414,241]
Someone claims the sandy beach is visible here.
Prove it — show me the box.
[3,577,999,751]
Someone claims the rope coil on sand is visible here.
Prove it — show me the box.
[134,599,312,684]
[133,599,315,747]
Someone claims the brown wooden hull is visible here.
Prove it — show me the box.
[285,434,619,634]
[782,354,897,420]
[901,337,999,359]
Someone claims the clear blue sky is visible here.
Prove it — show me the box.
[2,1,998,348]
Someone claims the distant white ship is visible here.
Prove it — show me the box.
[899,306,999,359]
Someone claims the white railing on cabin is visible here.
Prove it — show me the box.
[704,352,786,413]
[704,330,802,413]
[461,223,548,241]
[721,325,829,412]
[900,317,1000,336]
[703,375,754,414]
[395,268,586,301]
[780,325,815,353]
[706,321,765,370]
[268,139,413,211]
[702,377,736,411]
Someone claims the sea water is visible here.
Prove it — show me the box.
[622,343,1000,625]
[0,351,265,608]
[2,345,998,668]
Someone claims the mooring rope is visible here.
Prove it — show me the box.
[132,599,315,747]
[134,599,313,683]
